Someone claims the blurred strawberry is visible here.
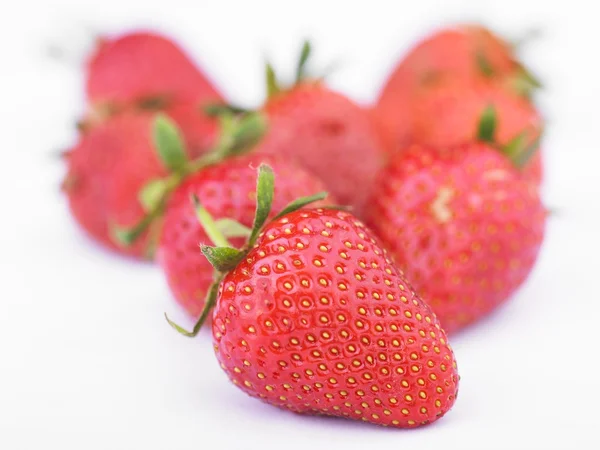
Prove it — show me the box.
[62,105,218,259]
[365,142,546,333]
[410,76,544,183]
[84,30,224,125]
[373,24,541,154]
[214,42,386,217]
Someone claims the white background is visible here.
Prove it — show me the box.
[1,1,599,449]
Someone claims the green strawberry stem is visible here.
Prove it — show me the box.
[247,165,275,247]
[477,104,497,142]
[509,64,543,98]
[265,63,281,97]
[153,114,188,171]
[265,39,319,99]
[203,103,250,117]
[110,204,165,246]
[214,219,251,239]
[512,131,542,168]
[295,41,312,83]
[192,194,231,248]
[165,276,223,337]
[273,191,329,220]
[166,163,328,337]
[200,245,244,273]
[111,112,266,249]
[475,105,541,170]
[502,131,528,163]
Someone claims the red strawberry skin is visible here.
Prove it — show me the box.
[366,143,546,333]
[86,31,224,111]
[374,24,518,152]
[412,77,541,147]
[64,105,217,258]
[157,154,332,317]
[212,208,459,428]
[257,83,386,217]
[411,77,543,183]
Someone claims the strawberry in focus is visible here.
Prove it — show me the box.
[167,165,460,428]
[157,154,332,317]
[365,143,546,333]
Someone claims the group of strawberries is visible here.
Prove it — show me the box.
[62,24,546,429]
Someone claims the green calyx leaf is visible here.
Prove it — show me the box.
[205,112,267,165]
[203,103,250,117]
[139,178,169,212]
[273,191,328,221]
[248,164,275,247]
[476,50,495,78]
[513,131,543,168]
[264,39,319,99]
[228,113,267,156]
[153,113,189,172]
[499,128,542,168]
[192,195,232,248]
[266,62,281,97]
[215,219,252,239]
[120,109,265,251]
[502,131,528,162]
[201,245,244,273]
[165,276,222,337]
[510,64,543,98]
[295,40,312,83]
[110,213,157,247]
[477,105,497,142]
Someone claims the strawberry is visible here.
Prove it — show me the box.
[157,153,332,317]
[217,42,386,217]
[167,165,459,428]
[63,105,221,258]
[365,143,546,333]
[410,76,544,183]
[374,24,541,154]
[84,30,224,124]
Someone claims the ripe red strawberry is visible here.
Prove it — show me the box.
[63,105,218,258]
[257,84,385,216]
[85,30,224,122]
[410,77,544,183]
[167,165,459,429]
[157,153,332,317]
[374,24,540,154]
[228,41,386,217]
[365,143,546,333]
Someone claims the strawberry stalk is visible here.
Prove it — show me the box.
[110,111,266,250]
[476,105,542,168]
[508,64,543,98]
[295,41,312,83]
[165,163,327,337]
[477,105,497,142]
[203,103,250,117]
[475,32,543,98]
[264,39,325,99]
